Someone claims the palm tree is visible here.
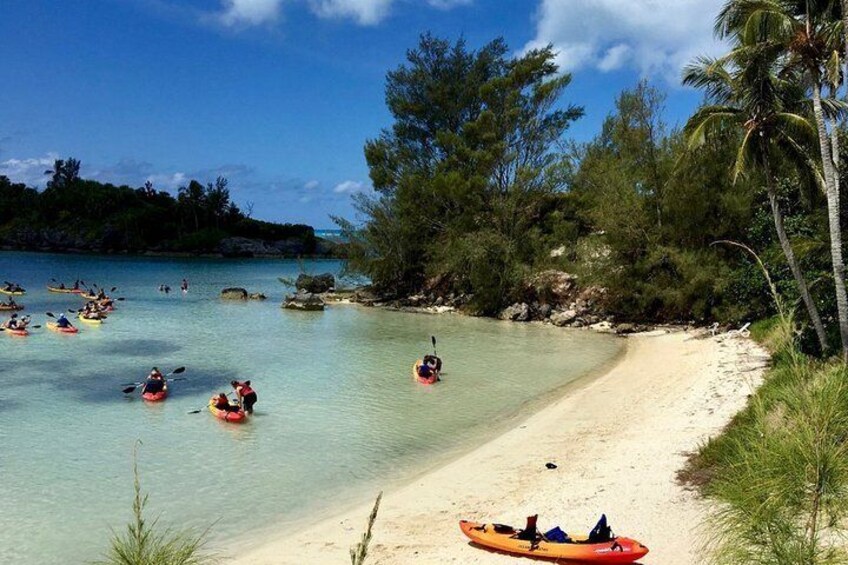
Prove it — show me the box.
[683,43,829,352]
[715,0,848,357]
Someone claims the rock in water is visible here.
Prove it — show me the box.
[283,290,325,311]
[220,287,248,300]
[248,293,267,300]
[295,273,335,294]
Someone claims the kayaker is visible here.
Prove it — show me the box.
[181,279,188,293]
[96,288,107,300]
[16,315,30,330]
[213,392,240,412]
[142,368,165,394]
[4,296,17,307]
[417,361,436,380]
[230,380,257,414]
[73,280,80,290]
[56,313,72,329]
[3,313,18,329]
[423,354,442,372]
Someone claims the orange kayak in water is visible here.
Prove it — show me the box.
[208,399,246,422]
[142,384,168,402]
[459,520,649,563]
[412,360,439,385]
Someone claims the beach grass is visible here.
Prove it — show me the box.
[680,315,848,564]
[95,444,217,565]
[350,492,382,565]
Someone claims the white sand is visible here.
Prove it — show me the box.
[231,330,768,564]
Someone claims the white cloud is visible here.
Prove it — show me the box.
[218,0,284,27]
[0,153,59,187]
[525,0,725,79]
[427,0,472,9]
[333,180,364,193]
[212,0,470,28]
[303,179,320,190]
[145,172,187,191]
[308,0,393,25]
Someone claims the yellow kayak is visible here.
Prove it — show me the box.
[47,286,82,294]
[0,288,25,296]
[77,313,104,325]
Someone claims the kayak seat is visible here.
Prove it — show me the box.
[492,524,516,534]
[587,514,613,543]
[544,526,571,544]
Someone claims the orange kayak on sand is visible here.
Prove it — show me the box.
[412,360,439,385]
[459,519,649,563]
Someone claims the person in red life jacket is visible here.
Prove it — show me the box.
[230,380,257,414]
[213,392,240,412]
[142,367,165,395]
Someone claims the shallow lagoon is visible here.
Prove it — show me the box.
[0,251,622,564]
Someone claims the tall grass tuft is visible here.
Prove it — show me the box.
[350,492,382,565]
[95,443,217,565]
[691,243,848,564]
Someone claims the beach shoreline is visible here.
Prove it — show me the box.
[228,329,768,564]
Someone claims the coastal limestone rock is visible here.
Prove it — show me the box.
[248,293,267,300]
[550,309,578,327]
[220,287,248,300]
[283,290,325,311]
[499,302,531,322]
[527,270,578,305]
[295,273,335,294]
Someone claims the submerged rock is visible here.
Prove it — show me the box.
[220,287,248,300]
[295,273,335,294]
[248,293,267,300]
[283,290,325,311]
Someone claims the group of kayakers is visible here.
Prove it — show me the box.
[211,380,258,414]
[417,354,441,379]
[1,282,25,294]
[2,313,31,331]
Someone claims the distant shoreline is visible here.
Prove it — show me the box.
[0,243,344,261]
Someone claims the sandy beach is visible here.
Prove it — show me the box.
[232,329,768,564]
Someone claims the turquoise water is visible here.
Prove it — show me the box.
[0,251,622,564]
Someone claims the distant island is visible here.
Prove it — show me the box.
[0,158,338,258]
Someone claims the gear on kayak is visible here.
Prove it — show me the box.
[459,514,648,563]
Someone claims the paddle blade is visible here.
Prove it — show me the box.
[46,312,55,318]
[188,409,202,414]
[171,366,186,375]
[31,325,41,329]
[111,287,117,292]
[122,386,138,394]
[431,335,436,347]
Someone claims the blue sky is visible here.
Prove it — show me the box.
[0,0,724,227]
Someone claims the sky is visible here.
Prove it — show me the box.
[0,0,726,227]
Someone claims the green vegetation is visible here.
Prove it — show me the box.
[350,492,382,565]
[337,18,848,359]
[0,160,317,255]
[96,445,217,565]
[682,312,848,564]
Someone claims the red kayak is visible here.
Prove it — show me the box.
[413,360,439,385]
[142,384,168,402]
[208,399,246,422]
[3,327,29,337]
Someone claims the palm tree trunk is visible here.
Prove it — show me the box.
[811,81,848,358]
[764,154,829,353]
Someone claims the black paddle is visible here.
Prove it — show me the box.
[431,335,437,357]
[122,366,186,394]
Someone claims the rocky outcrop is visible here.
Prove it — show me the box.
[248,293,267,300]
[282,290,325,311]
[295,273,335,294]
[526,270,578,305]
[220,287,248,300]
[499,302,531,322]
